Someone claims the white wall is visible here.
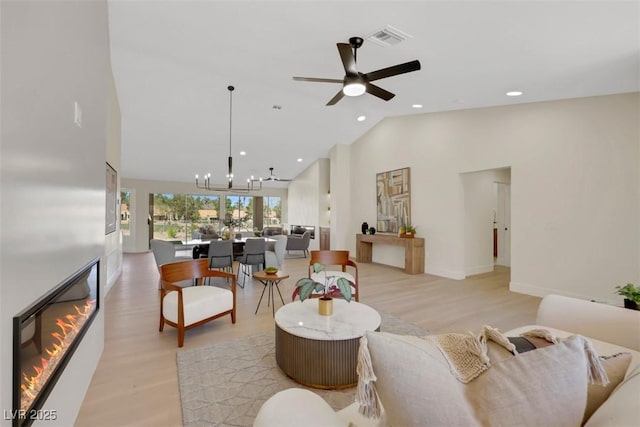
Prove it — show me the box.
[343,93,639,303]
[287,159,330,251]
[318,158,330,228]
[329,144,352,251]
[105,63,122,295]
[121,178,288,252]
[0,1,110,425]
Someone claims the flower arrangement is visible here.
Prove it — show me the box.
[293,263,353,302]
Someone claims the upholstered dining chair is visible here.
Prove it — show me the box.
[237,238,266,288]
[150,238,192,288]
[307,250,359,302]
[159,259,236,347]
[207,239,234,286]
[208,240,234,274]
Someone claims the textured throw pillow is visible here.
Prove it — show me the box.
[490,330,632,424]
[359,331,606,427]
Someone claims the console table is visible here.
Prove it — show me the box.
[356,233,425,274]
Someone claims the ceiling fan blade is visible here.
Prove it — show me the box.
[293,77,343,83]
[366,83,395,101]
[326,90,345,106]
[337,43,357,76]
[364,60,421,82]
[265,167,294,182]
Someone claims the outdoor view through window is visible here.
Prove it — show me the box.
[120,190,131,236]
[151,193,281,241]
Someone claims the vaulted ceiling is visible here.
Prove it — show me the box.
[109,1,639,187]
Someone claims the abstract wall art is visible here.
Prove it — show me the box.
[376,167,411,234]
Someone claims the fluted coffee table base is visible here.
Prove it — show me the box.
[274,299,381,389]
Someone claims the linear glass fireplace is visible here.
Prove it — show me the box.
[12,258,99,427]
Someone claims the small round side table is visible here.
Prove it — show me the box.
[253,270,288,316]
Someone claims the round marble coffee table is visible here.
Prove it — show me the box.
[274,298,381,389]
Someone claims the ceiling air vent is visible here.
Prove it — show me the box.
[367,25,412,47]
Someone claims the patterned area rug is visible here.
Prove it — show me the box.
[177,311,428,427]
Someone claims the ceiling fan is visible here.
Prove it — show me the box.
[262,167,292,182]
[293,36,421,106]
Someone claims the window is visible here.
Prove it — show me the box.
[263,196,281,225]
[151,193,220,240]
[120,190,131,236]
[225,195,253,231]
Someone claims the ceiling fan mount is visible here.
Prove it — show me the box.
[349,36,364,50]
[259,167,292,182]
[293,35,421,106]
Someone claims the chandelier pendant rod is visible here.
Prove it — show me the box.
[194,85,262,193]
[228,85,233,189]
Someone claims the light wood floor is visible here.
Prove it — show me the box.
[75,252,540,427]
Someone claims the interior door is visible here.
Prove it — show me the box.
[496,183,511,267]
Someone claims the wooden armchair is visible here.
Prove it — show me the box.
[159,259,236,347]
[308,250,359,302]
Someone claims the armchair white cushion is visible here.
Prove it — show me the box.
[162,286,233,326]
[159,259,237,347]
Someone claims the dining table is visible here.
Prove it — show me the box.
[187,237,275,259]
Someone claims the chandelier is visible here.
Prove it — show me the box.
[195,85,262,193]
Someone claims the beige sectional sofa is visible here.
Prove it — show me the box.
[254,295,640,427]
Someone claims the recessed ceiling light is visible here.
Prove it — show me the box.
[506,91,523,97]
[411,104,423,109]
[239,151,246,156]
[357,115,366,122]
[297,158,303,162]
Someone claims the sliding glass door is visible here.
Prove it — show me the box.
[151,193,220,241]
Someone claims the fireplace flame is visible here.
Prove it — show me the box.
[20,299,95,411]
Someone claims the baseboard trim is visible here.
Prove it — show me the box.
[465,264,494,277]
[509,281,618,305]
[427,266,466,280]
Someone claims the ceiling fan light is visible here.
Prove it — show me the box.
[343,82,366,97]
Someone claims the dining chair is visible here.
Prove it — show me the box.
[159,259,236,347]
[237,238,266,288]
[207,240,234,285]
[150,239,192,289]
[308,250,359,302]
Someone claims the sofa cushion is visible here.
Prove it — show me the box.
[583,352,632,423]
[482,328,631,424]
[584,372,640,427]
[361,331,601,427]
[507,325,640,425]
